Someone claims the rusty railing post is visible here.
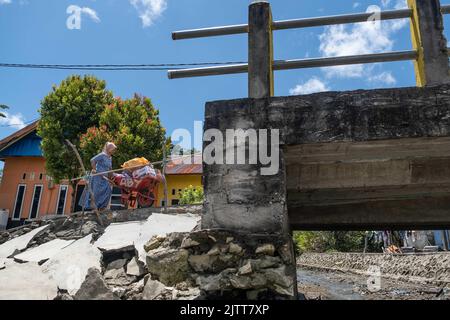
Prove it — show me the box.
[248,1,274,98]
[408,0,450,87]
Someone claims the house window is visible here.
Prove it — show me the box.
[172,189,176,195]
[13,184,26,220]
[39,173,43,180]
[29,185,43,220]
[56,185,68,215]
[74,185,86,213]
[171,199,179,206]
[22,173,26,180]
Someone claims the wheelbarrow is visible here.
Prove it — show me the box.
[108,166,164,209]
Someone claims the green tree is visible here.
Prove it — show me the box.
[79,94,169,169]
[294,231,367,253]
[0,104,8,118]
[37,75,114,211]
[179,185,204,205]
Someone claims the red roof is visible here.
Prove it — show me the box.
[165,154,202,175]
[0,120,39,152]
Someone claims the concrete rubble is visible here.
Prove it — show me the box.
[14,239,75,264]
[0,262,58,300]
[0,206,205,300]
[0,225,50,258]
[41,235,102,295]
[0,205,298,300]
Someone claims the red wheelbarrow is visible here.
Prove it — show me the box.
[108,166,164,209]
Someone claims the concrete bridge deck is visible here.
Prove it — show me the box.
[203,84,450,232]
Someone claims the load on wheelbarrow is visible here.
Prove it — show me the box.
[108,158,164,209]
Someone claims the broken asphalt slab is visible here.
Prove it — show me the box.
[0,262,58,300]
[14,239,75,264]
[94,213,200,262]
[41,235,102,295]
[0,225,50,258]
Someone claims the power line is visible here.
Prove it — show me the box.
[0,61,247,71]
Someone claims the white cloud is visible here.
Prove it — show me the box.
[81,7,100,23]
[318,3,408,80]
[0,112,26,130]
[353,2,361,9]
[130,0,167,27]
[368,71,397,85]
[381,0,391,8]
[0,0,12,5]
[289,78,329,95]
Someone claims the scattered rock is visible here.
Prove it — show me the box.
[248,256,281,270]
[144,236,164,252]
[142,279,166,300]
[207,246,221,256]
[255,244,275,256]
[54,293,74,300]
[111,287,126,298]
[123,279,145,300]
[74,268,119,300]
[229,273,267,290]
[196,274,224,292]
[188,254,216,272]
[181,237,200,249]
[238,262,253,275]
[126,257,146,277]
[146,248,190,286]
[229,243,243,255]
[104,267,124,280]
[106,258,128,271]
[104,268,136,287]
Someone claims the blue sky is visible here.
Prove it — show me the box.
[1,0,450,148]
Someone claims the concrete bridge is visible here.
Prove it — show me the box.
[203,84,450,232]
[170,0,450,298]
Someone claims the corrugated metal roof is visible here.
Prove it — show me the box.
[0,120,39,153]
[165,154,202,175]
[0,131,42,158]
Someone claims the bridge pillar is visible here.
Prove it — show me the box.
[202,98,297,299]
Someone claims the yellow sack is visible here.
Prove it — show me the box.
[121,157,150,169]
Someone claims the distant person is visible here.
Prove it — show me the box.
[79,142,117,211]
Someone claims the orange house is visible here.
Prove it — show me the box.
[0,122,204,229]
[0,121,74,228]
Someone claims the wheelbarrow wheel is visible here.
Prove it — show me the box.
[137,189,155,208]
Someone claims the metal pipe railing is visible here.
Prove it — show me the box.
[168,63,247,79]
[168,50,417,79]
[273,8,412,30]
[172,5,450,40]
[170,2,450,87]
[273,50,417,71]
[172,24,248,40]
